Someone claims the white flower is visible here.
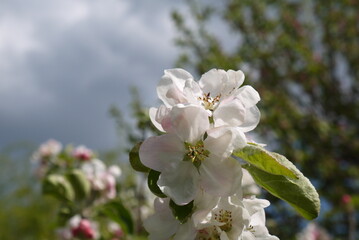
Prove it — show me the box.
[81,159,107,190]
[140,104,245,205]
[145,194,278,240]
[32,139,62,162]
[108,165,122,177]
[81,159,120,199]
[241,197,279,240]
[192,194,248,240]
[151,68,260,131]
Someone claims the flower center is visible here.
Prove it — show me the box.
[198,93,221,110]
[214,209,233,232]
[183,141,210,170]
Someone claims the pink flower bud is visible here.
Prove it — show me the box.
[73,145,93,161]
[71,219,95,239]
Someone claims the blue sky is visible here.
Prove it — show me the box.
[0,0,187,150]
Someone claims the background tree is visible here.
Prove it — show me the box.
[172,0,359,239]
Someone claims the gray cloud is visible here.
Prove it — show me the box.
[0,0,183,150]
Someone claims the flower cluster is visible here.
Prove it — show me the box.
[138,69,278,239]
[32,140,127,240]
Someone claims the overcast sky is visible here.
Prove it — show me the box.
[0,0,189,150]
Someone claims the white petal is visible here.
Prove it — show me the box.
[81,159,106,177]
[251,209,267,231]
[204,127,246,158]
[150,105,172,132]
[204,127,233,158]
[157,68,193,107]
[235,85,260,108]
[227,69,245,88]
[144,198,179,240]
[213,97,246,127]
[199,69,244,98]
[163,104,210,143]
[220,70,245,97]
[158,161,200,205]
[173,220,197,240]
[139,134,185,172]
[243,198,270,216]
[149,107,164,132]
[183,79,203,105]
[237,106,261,132]
[108,165,121,177]
[192,192,220,228]
[220,231,230,240]
[200,157,243,197]
[199,69,228,97]
[250,209,279,239]
[241,231,257,240]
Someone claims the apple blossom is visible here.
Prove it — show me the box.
[32,139,62,162]
[193,195,248,240]
[81,159,121,199]
[179,195,278,240]
[241,197,279,240]
[130,67,321,240]
[151,68,261,131]
[140,104,245,205]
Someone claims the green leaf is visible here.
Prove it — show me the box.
[233,144,298,179]
[42,174,75,202]
[243,160,320,220]
[169,199,194,223]
[147,170,166,198]
[65,169,91,200]
[100,199,134,234]
[129,142,150,172]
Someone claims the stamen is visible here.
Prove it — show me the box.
[183,141,210,170]
[213,209,233,232]
[198,93,221,110]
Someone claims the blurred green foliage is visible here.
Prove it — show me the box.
[0,143,58,240]
[172,0,359,239]
[0,88,156,239]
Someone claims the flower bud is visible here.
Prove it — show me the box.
[71,219,96,239]
[73,145,93,161]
